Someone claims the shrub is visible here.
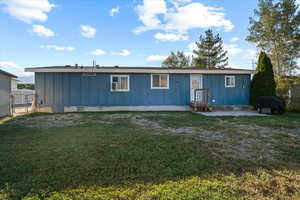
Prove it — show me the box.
[250,52,276,106]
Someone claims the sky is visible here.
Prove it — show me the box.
[0,0,290,82]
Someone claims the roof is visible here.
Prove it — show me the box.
[0,69,17,78]
[25,66,254,75]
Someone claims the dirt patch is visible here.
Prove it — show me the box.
[167,127,197,134]
[130,115,197,135]
[10,114,84,128]
[10,114,113,128]
[103,114,133,120]
[129,116,299,164]
[131,116,162,130]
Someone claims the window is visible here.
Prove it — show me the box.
[111,75,130,91]
[225,76,235,88]
[151,74,169,89]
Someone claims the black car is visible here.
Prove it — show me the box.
[256,96,286,114]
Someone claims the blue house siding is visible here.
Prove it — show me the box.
[35,72,251,112]
[203,74,251,105]
[35,73,190,112]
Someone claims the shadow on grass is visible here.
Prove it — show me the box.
[0,112,299,199]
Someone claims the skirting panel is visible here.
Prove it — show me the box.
[64,105,191,112]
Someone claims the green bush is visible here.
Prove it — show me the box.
[250,52,276,106]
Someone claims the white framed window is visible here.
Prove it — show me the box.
[225,76,235,88]
[111,75,130,92]
[151,74,169,89]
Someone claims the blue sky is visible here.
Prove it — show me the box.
[0,0,263,80]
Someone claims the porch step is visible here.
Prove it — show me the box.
[190,103,212,112]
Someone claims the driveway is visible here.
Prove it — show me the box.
[198,110,270,116]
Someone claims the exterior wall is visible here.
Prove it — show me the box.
[203,74,251,105]
[0,73,12,117]
[35,72,251,112]
[11,79,19,91]
[35,73,190,112]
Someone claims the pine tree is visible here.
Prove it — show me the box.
[162,51,191,68]
[250,52,276,105]
[192,29,228,68]
[247,0,300,81]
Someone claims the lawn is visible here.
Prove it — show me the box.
[0,112,299,200]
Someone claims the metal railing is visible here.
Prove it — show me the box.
[194,89,209,105]
[11,93,36,113]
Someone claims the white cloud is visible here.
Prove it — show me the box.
[134,0,234,37]
[91,49,106,56]
[32,25,54,37]
[134,0,167,33]
[110,6,119,16]
[0,61,30,76]
[40,45,75,51]
[80,25,97,38]
[111,49,132,56]
[0,0,55,23]
[165,3,234,33]
[154,32,188,41]
[224,44,243,55]
[230,37,241,42]
[147,55,167,62]
[119,49,131,56]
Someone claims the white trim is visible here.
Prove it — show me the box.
[190,75,203,102]
[25,67,254,74]
[225,76,235,88]
[151,74,169,89]
[110,75,130,92]
[64,105,191,112]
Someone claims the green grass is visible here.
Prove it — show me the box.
[0,112,299,199]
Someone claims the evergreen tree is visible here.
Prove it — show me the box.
[162,51,191,68]
[192,29,228,68]
[247,0,300,81]
[250,52,276,105]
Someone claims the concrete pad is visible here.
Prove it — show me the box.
[197,110,270,117]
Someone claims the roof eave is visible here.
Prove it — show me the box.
[0,70,17,78]
[25,67,254,74]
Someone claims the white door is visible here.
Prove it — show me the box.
[190,75,203,102]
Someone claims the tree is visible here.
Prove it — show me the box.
[247,0,300,82]
[192,29,228,68]
[162,51,191,68]
[250,52,276,105]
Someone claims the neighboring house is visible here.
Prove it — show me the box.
[11,78,20,91]
[0,69,17,117]
[25,66,253,113]
[11,80,36,106]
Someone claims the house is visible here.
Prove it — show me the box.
[11,78,20,91]
[0,69,17,117]
[25,66,253,113]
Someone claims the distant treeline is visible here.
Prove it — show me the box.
[18,83,35,90]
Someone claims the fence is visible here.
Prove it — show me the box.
[289,85,300,111]
[11,90,36,113]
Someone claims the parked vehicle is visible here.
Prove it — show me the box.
[256,96,286,114]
